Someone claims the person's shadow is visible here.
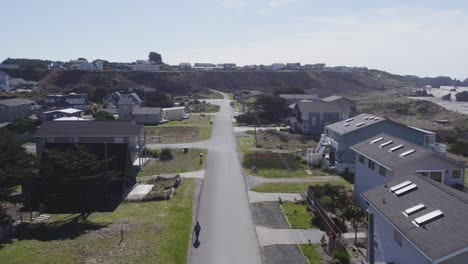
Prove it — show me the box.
[193,238,200,248]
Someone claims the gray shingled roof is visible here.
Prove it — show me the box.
[279,94,320,100]
[132,107,161,115]
[362,173,468,261]
[350,133,462,170]
[296,101,351,113]
[34,121,143,137]
[325,113,386,134]
[0,98,34,106]
[117,96,135,105]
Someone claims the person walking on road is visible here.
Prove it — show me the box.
[194,221,201,240]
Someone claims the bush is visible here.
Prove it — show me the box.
[143,148,159,158]
[319,195,334,211]
[92,111,115,121]
[331,249,350,264]
[160,148,174,161]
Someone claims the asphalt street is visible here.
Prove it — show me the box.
[188,95,262,264]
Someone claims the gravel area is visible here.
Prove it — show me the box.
[251,202,289,229]
[261,245,307,264]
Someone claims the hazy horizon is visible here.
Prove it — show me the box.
[2,0,468,79]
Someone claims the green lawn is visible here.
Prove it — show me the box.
[159,115,212,127]
[300,244,322,264]
[243,151,313,178]
[281,202,316,229]
[250,178,352,193]
[138,149,207,176]
[146,126,212,144]
[0,179,195,264]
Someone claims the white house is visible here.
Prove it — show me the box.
[270,63,285,70]
[0,71,11,92]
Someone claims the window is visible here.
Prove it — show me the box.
[302,124,308,131]
[417,170,443,182]
[320,112,323,120]
[393,229,403,247]
[311,117,316,126]
[368,159,375,170]
[379,166,386,177]
[452,170,462,180]
[339,112,343,119]
[359,154,365,164]
[302,112,309,120]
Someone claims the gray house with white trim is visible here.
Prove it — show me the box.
[363,173,468,264]
[0,98,34,122]
[351,133,465,209]
[290,101,354,135]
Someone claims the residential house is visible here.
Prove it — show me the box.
[39,108,83,121]
[162,106,186,121]
[179,63,192,70]
[118,96,142,121]
[284,63,301,70]
[33,121,146,211]
[351,133,464,208]
[46,93,88,110]
[69,59,103,71]
[0,71,11,92]
[223,63,237,70]
[129,64,160,72]
[9,78,38,90]
[0,98,34,122]
[302,63,326,71]
[193,63,222,71]
[270,63,285,70]
[290,100,355,135]
[132,107,162,125]
[312,113,446,173]
[321,95,356,112]
[103,92,143,108]
[279,94,321,107]
[362,173,468,264]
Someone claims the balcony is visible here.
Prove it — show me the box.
[429,143,447,155]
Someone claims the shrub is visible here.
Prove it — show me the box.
[160,148,174,161]
[331,249,350,264]
[143,148,159,158]
[319,195,334,211]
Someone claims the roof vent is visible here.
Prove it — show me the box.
[389,144,404,152]
[394,183,418,196]
[371,137,384,144]
[403,204,426,217]
[399,149,416,157]
[413,210,444,227]
[365,117,370,120]
[356,122,365,127]
[373,117,380,121]
[389,180,412,192]
[344,123,350,127]
[380,140,393,148]
[345,118,354,122]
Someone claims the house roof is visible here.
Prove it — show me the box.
[325,113,386,134]
[34,121,143,137]
[279,94,320,100]
[117,97,135,105]
[295,101,351,113]
[362,173,468,261]
[132,107,161,115]
[0,70,10,77]
[43,108,82,115]
[0,98,34,106]
[118,93,143,105]
[350,133,462,170]
[321,95,346,102]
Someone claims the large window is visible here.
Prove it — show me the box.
[452,169,462,180]
[417,170,443,182]
[368,159,375,171]
[393,228,403,247]
[379,165,386,177]
[311,117,316,126]
[359,154,365,164]
[320,112,324,120]
[302,112,309,120]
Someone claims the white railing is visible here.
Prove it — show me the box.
[430,143,447,154]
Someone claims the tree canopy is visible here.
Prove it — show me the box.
[92,111,115,121]
[145,91,174,108]
[148,52,163,64]
[0,130,35,204]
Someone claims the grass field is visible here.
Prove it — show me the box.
[245,130,317,152]
[0,179,195,264]
[146,126,212,144]
[250,179,352,193]
[160,115,212,127]
[138,149,207,176]
[300,244,322,264]
[281,202,316,229]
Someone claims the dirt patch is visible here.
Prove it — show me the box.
[86,220,139,241]
[261,245,307,264]
[251,202,289,229]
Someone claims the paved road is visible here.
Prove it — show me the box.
[256,226,325,247]
[189,95,262,264]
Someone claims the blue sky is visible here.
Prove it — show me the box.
[2,0,468,78]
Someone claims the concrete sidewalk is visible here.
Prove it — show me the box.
[256,226,325,247]
[248,191,302,203]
